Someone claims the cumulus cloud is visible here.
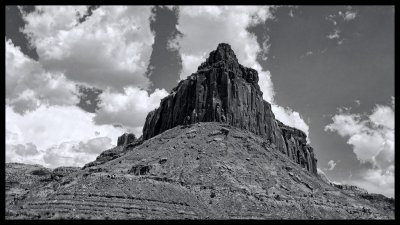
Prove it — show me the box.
[9,143,40,157]
[260,36,271,61]
[289,9,294,17]
[6,143,43,166]
[5,104,128,167]
[325,98,394,197]
[271,105,310,140]
[94,87,168,134]
[327,28,341,40]
[346,167,394,198]
[6,136,114,169]
[325,6,357,45]
[71,137,114,154]
[327,160,337,171]
[339,7,357,21]
[6,39,79,114]
[6,105,125,151]
[6,6,171,168]
[326,7,357,25]
[300,50,313,59]
[325,101,394,168]
[317,168,332,183]
[172,6,310,136]
[42,137,115,168]
[6,132,116,168]
[20,6,155,91]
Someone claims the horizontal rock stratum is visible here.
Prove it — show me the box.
[143,43,317,175]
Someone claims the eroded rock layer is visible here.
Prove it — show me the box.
[143,43,317,175]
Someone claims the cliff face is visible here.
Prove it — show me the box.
[278,121,317,174]
[143,43,317,175]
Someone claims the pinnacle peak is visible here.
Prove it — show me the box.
[216,43,233,51]
[198,43,239,70]
[214,43,237,60]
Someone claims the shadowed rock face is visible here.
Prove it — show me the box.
[143,43,317,175]
[117,133,136,146]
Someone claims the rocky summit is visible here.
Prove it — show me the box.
[143,43,317,175]
[5,44,394,219]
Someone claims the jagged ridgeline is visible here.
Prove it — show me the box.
[143,43,317,175]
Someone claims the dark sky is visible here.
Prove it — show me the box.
[145,6,182,93]
[5,6,38,60]
[251,6,394,183]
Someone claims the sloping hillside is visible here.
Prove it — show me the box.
[6,122,394,219]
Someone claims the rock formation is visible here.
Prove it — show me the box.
[5,123,395,219]
[143,43,317,175]
[331,183,368,194]
[277,121,317,174]
[6,43,394,220]
[83,133,142,169]
[117,133,136,146]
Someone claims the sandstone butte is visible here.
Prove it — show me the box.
[143,43,317,175]
[5,43,394,220]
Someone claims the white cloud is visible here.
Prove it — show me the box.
[289,9,294,17]
[328,7,357,24]
[261,35,271,61]
[324,114,364,137]
[326,14,338,26]
[343,11,357,21]
[327,160,336,170]
[42,137,115,168]
[173,6,310,136]
[325,98,394,197]
[325,7,356,45]
[71,137,114,154]
[8,143,40,157]
[300,50,313,59]
[369,104,394,130]
[342,7,357,21]
[317,168,333,184]
[6,39,79,114]
[5,104,128,167]
[345,167,394,198]
[6,136,115,169]
[327,28,340,40]
[180,53,207,79]
[6,6,170,168]
[325,102,394,169]
[20,6,155,91]
[271,105,310,140]
[6,143,43,166]
[94,87,168,136]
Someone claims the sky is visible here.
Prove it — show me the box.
[5,6,394,198]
